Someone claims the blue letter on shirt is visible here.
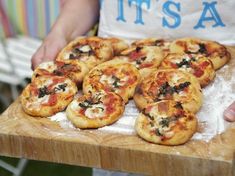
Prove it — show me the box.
[194,1,225,29]
[128,0,151,25]
[117,0,126,22]
[162,1,181,29]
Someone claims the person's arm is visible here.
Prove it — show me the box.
[31,0,100,69]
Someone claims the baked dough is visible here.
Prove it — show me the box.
[170,37,231,70]
[66,91,125,129]
[105,37,129,55]
[160,53,216,87]
[83,59,141,103]
[132,38,171,57]
[32,60,89,86]
[57,36,113,69]
[134,69,203,113]
[135,100,197,145]
[118,45,164,77]
[20,76,77,117]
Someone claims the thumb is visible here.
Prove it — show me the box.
[223,101,235,122]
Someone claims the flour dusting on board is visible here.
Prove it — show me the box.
[49,63,235,142]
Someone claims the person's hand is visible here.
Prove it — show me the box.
[224,101,235,122]
[31,31,67,69]
[31,0,99,70]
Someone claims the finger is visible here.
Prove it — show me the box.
[31,45,44,70]
[223,101,235,122]
[31,37,67,70]
[43,39,67,62]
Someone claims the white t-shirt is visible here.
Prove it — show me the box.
[98,0,235,45]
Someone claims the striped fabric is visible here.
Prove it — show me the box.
[0,0,60,39]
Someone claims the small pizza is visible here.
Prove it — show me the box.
[105,37,129,55]
[32,60,89,86]
[83,59,141,103]
[134,69,203,113]
[132,38,171,57]
[169,38,231,70]
[66,91,125,129]
[20,76,77,117]
[57,36,113,69]
[135,100,197,145]
[160,53,215,87]
[118,46,164,77]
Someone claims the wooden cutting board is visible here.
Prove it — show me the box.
[0,47,235,176]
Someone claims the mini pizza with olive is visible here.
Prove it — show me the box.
[56,36,113,69]
[135,100,198,145]
[83,59,141,103]
[117,45,164,77]
[66,91,125,129]
[32,60,89,86]
[169,37,231,70]
[134,69,203,113]
[160,53,215,87]
[20,76,77,117]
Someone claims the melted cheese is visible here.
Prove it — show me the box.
[64,52,71,60]
[145,47,162,62]
[70,100,79,110]
[188,44,200,52]
[85,104,106,119]
[38,61,55,70]
[100,75,115,85]
[118,76,128,86]
[171,74,182,84]
[79,45,91,52]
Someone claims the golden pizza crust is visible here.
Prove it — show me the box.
[66,91,125,129]
[32,60,89,87]
[135,100,197,145]
[20,76,77,117]
[134,69,203,113]
[170,37,231,70]
[160,53,216,87]
[83,59,141,103]
[56,36,113,69]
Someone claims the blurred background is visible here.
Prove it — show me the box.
[0,0,92,175]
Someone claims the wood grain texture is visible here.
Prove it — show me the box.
[0,47,235,176]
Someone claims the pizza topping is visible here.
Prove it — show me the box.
[84,104,106,119]
[69,45,94,59]
[176,57,196,68]
[76,93,107,119]
[198,43,207,54]
[38,86,50,98]
[147,114,177,139]
[42,94,57,106]
[174,102,183,109]
[79,98,103,110]
[158,81,191,98]
[38,83,68,98]
[129,47,145,61]
[100,74,128,88]
[154,39,165,47]
[200,61,210,69]
[136,46,142,52]
[186,43,207,54]
[78,45,92,53]
[159,117,171,128]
